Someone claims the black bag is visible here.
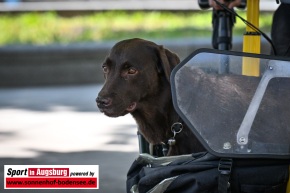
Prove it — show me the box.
[127,152,289,193]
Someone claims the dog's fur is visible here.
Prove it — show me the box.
[96,38,290,156]
[96,38,205,155]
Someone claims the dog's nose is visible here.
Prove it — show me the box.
[96,97,112,107]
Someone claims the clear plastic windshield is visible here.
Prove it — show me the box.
[171,49,290,158]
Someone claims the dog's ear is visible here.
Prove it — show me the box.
[157,46,180,82]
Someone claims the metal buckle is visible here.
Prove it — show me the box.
[218,158,232,175]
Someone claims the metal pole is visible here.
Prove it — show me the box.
[242,0,260,77]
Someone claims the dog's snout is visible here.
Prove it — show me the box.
[96,96,112,107]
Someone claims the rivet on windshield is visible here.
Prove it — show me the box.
[239,137,246,144]
[223,142,231,150]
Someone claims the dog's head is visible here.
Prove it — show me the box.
[96,38,180,117]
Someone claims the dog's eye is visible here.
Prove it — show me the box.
[102,65,109,73]
[128,68,137,74]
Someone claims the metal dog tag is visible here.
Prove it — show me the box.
[168,138,176,146]
[167,122,183,146]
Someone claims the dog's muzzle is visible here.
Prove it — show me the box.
[96,96,112,109]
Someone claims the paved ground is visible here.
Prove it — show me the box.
[0,84,140,193]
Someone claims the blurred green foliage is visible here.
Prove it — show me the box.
[0,11,273,45]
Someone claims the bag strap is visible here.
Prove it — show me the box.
[218,158,233,193]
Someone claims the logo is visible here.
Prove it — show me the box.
[4,165,99,189]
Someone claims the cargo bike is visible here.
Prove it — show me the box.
[127,1,290,192]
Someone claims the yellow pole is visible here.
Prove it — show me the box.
[242,0,260,76]
[287,166,290,193]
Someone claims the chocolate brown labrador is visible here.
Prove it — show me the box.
[96,38,205,155]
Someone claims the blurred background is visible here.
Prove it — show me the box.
[0,0,278,192]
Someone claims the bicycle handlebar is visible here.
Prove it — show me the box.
[197,0,246,51]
